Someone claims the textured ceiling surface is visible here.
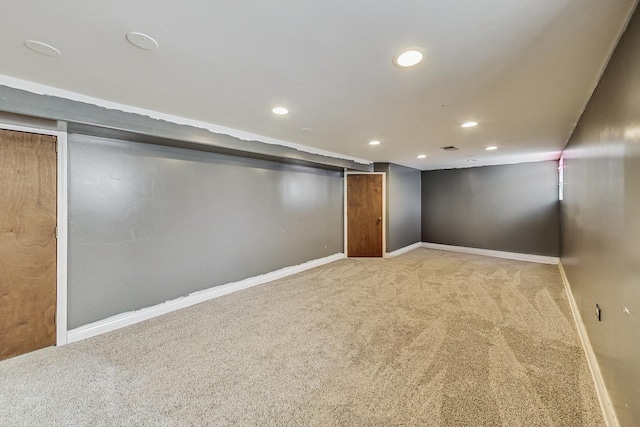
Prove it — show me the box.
[1,0,636,169]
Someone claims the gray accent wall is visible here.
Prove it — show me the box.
[68,134,344,328]
[421,162,560,256]
[374,163,421,253]
[561,6,640,425]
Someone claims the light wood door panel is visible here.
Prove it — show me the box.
[347,174,383,257]
[0,129,57,361]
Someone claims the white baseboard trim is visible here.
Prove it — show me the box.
[67,253,346,344]
[421,242,559,265]
[386,242,423,258]
[558,262,618,427]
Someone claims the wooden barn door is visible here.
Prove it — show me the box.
[0,129,57,361]
[347,173,383,257]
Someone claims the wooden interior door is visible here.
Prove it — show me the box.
[0,129,57,361]
[347,173,383,257]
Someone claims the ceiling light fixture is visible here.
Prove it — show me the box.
[485,146,498,151]
[393,49,424,68]
[369,140,381,145]
[417,154,427,159]
[126,32,159,50]
[272,107,289,115]
[461,121,478,128]
[24,40,61,57]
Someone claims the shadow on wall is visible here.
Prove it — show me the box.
[424,201,560,256]
[421,161,560,257]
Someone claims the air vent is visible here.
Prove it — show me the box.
[440,146,459,151]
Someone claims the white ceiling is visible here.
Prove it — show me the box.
[1,0,637,170]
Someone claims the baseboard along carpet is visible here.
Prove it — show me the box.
[0,248,603,426]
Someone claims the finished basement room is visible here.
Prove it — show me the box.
[1,1,639,426]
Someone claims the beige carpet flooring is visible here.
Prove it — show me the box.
[0,248,604,426]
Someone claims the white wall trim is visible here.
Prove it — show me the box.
[0,122,68,346]
[0,75,371,166]
[421,242,559,265]
[343,170,348,256]
[386,242,422,258]
[558,262,618,427]
[67,252,345,344]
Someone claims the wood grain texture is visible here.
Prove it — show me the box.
[347,174,383,257]
[0,129,57,360]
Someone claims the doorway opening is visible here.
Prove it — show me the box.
[345,172,386,257]
[0,124,68,359]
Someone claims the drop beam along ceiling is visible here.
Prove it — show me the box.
[0,0,637,170]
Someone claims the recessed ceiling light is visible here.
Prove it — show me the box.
[272,107,289,115]
[462,121,478,128]
[301,127,312,133]
[126,32,159,50]
[369,140,381,145]
[24,40,61,57]
[417,154,427,159]
[486,146,498,151]
[393,49,424,67]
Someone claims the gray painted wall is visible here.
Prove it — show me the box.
[422,162,560,256]
[68,134,343,328]
[561,6,640,425]
[374,163,421,253]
